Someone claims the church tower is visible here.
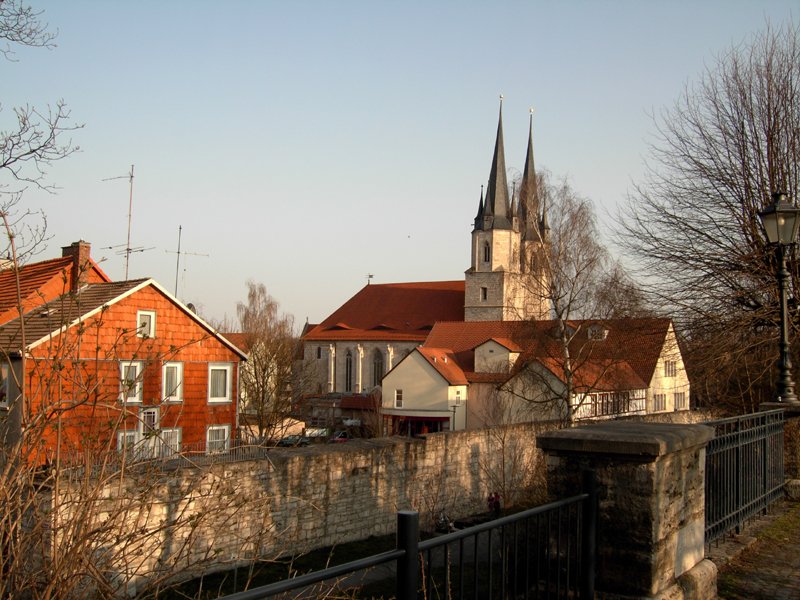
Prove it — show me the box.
[464,103,551,322]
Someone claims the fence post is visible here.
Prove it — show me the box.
[580,469,597,600]
[396,510,419,600]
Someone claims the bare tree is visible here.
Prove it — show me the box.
[236,281,298,441]
[1,1,80,196]
[615,21,800,409]
[515,173,649,420]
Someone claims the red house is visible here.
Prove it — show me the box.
[0,242,246,465]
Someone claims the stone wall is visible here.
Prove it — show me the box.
[55,421,553,594]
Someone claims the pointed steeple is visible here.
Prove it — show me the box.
[520,108,540,240]
[484,96,512,230]
[473,185,485,231]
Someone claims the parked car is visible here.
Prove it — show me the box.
[277,435,311,447]
[328,430,351,443]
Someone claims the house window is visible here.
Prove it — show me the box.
[372,349,384,388]
[207,425,230,454]
[119,361,144,403]
[480,287,488,302]
[117,430,137,454]
[137,310,156,338]
[664,360,677,378]
[140,407,159,434]
[483,241,491,263]
[160,428,181,458]
[395,389,403,408]
[674,392,687,410]
[316,346,322,360]
[208,363,233,403]
[653,393,667,411]
[162,362,183,402]
[0,363,8,408]
[455,389,462,405]
[345,350,353,392]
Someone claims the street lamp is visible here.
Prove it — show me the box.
[758,191,800,404]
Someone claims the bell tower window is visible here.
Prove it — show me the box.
[483,241,491,263]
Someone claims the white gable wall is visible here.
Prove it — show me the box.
[647,324,691,413]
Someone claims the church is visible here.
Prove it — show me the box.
[299,105,690,434]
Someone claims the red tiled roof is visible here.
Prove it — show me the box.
[424,318,671,389]
[221,332,248,351]
[303,281,465,342]
[0,256,110,326]
[417,347,468,385]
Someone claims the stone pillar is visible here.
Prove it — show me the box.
[386,345,395,371]
[537,422,717,600]
[327,344,336,393]
[356,344,364,393]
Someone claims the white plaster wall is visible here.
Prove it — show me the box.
[382,351,450,411]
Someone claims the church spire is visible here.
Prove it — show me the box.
[520,108,539,240]
[483,96,512,230]
[473,185,485,231]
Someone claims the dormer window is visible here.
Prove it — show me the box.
[137,310,156,338]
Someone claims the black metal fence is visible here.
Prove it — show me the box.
[222,473,597,600]
[704,409,785,544]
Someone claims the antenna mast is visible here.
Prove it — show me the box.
[103,165,143,279]
[124,164,134,280]
[166,225,209,297]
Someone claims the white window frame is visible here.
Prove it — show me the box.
[206,424,230,454]
[117,430,137,453]
[162,362,183,402]
[664,360,677,378]
[394,389,403,409]
[208,363,233,403]
[674,391,687,410]
[137,310,156,338]
[159,428,182,458]
[0,363,9,409]
[119,361,144,403]
[653,393,667,412]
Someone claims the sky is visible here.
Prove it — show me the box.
[2,1,797,329]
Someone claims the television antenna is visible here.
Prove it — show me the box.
[102,164,153,279]
[366,273,374,285]
[165,225,209,297]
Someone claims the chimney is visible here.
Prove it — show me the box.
[61,241,92,292]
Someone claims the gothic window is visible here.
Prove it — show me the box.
[372,349,384,387]
[345,350,353,392]
[483,241,491,263]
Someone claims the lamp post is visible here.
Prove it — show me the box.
[758,191,800,404]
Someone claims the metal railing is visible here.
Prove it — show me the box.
[222,472,597,600]
[704,409,785,544]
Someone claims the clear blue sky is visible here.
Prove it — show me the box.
[3,1,796,328]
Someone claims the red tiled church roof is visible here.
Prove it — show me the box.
[303,281,465,342]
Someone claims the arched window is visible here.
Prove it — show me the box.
[372,349,384,387]
[483,241,491,263]
[345,350,353,392]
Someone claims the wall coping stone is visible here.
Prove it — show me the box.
[536,422,714,457]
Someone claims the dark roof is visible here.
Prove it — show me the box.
[303,281,465,342]
[0,279,247,359]
[0,279,146,352]
[0,256,109,325]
